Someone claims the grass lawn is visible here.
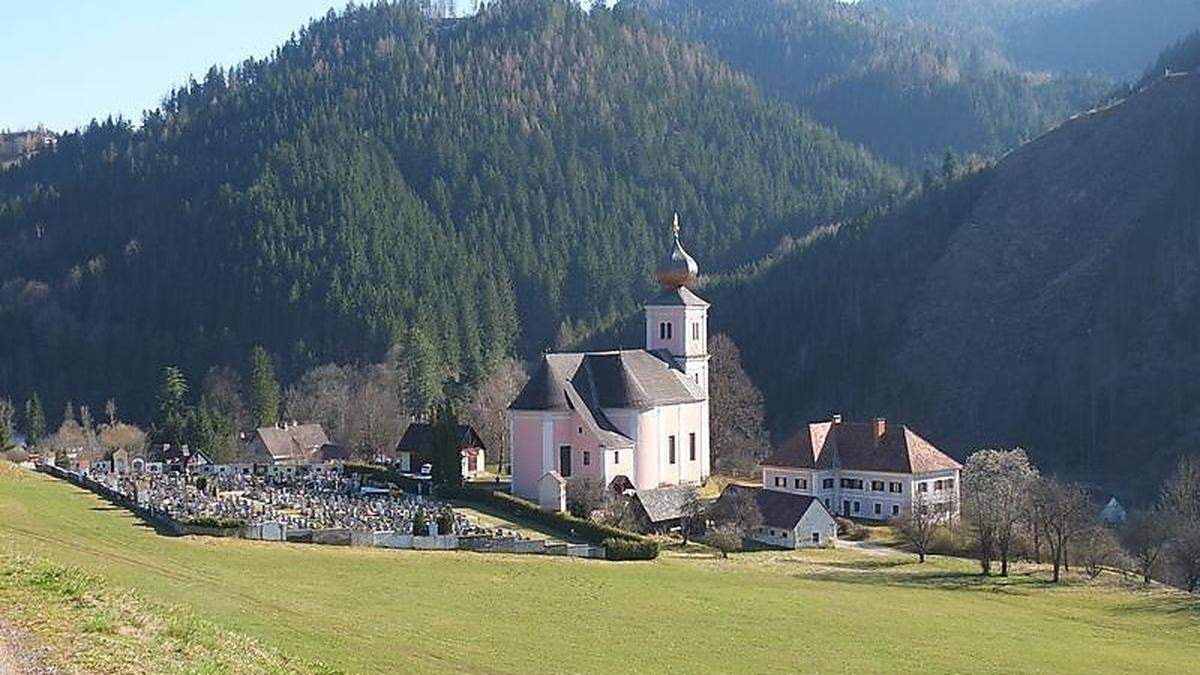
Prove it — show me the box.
[2,465,1198,674]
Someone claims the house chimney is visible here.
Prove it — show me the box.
[831,414,842,424]
[875,417,887,440]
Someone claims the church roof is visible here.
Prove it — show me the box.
[764,419,960,475]
[645,285,709,307]
[510,350,704,446]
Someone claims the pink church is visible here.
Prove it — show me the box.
[508,217,711,502]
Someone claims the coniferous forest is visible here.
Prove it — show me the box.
[0,0,899,423]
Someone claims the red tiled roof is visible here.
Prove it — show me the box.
[763,419,960,474]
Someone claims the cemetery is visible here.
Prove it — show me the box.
[36,462,603,558]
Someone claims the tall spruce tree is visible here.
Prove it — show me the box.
[24,394,45,447]
[248,346,280,428]
[431,401,463,489]
[0,398,15,452]
[157,366,191,445]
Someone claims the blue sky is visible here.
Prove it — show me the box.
[0,1,487,132]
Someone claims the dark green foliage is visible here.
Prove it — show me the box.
[431,402,463,488]
[412,509,429,536]
[631,0,1109,168]
[183,516,245,530]
[435,509,456,536]
[247,346,280,428]
[1139,30,1200,88]
[24,394,45,447]
[0,0,898,424]
[602,537,660,560]
[0,398,14,452]
[448,485,651,551]
[156,366,191,446]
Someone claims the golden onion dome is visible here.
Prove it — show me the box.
[656,213,699,289]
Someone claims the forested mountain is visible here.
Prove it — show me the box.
[871,0,1200,80]
[626,0,1108,168]
[710,70,1200,499]
[0,0,900,422]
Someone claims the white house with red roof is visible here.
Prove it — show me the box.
[761,416,962,521]
[508,216,711,503]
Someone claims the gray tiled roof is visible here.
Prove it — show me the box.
[510,350,704,447]
[634,484,698,523]
[719,485,825,530]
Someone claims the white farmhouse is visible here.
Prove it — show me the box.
[761,416,961,521]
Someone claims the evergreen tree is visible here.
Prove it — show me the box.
[24,394,45,447]
[157,366,191,445]
[0,398,15,452]
[404,326,444,418]
[248,346,280,428]
[430,401,463,489]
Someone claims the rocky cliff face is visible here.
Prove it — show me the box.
[885,74,1200,490]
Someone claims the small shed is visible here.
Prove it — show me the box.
[629,485,699,534]
[394,423,486,477]
[1100,497,1127,525]
[538,471,567,513]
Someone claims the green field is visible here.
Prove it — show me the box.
[1,466,1198,674]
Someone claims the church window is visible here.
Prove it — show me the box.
[559,446,572,478]
[583,451,590,467]
[659,322,667,340]
[892,504,900,516]
[613,451,620,464]
[691,322,699,340]
[689,433,696,461]
[667,322,673,340]
[668,435,677,464]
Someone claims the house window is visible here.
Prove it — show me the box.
[945,478,955,490]
[935,480,944,491]
[892,504,900,516]
[872,480,885,491]
[889,482,902,493]
[823,498,831,508]
[840,478,864,490]
[559,446,572,478]
[613,451,620,464]
[918,482,928,493]
[823,478,834,489]
[794,478,807,490]
[689,433,696,461]
[874,503,881,515]
[578,426,583,434]
[668,436,677,464]
[853,501,861,513]
[583,451,590,467]
[811,532,820,544]
[691,322,699,340]
[774,476,784,487]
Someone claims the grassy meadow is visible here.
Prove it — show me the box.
[1,464,1198,674]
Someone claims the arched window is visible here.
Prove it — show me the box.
[666,322,673,340]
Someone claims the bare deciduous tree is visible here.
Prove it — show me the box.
[1160,456,1200,591]
[708,334,770,476]
[565,476,605,519]
[678,486,705,545]
[461,359,527,475]
[1031,478,1093,583]
[894,492,940,563]
[1120,510,1170,584]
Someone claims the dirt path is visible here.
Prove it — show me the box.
[0,616,56,675]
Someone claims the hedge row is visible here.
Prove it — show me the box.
[446,487,658,560]
[602,537,659,561]
[184,516,245,529]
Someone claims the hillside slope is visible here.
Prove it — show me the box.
[0,0,899,420]
[714,73,1200,496]
[627,0,1108,168]
[871,0,1200,80]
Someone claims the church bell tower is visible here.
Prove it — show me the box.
[645,214,710,394]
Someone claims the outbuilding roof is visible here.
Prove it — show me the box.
[719,485,828,530]
[764,419,960,475]
[633,485,698,523]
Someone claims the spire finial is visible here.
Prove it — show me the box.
[672,212,680,239]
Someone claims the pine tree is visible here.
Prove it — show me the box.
[0,398,15,452]
[430,401,463,489]
[24,394,46,447]
[248,346,280,428]
[404,326,444,418]
[157,366,191,446]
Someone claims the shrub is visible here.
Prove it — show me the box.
[436,509,456,536]
[445,486,657,558]
[184,516,244,529]
[412,510,429,536]
[836,517,868,541]
[603,537,659,561]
